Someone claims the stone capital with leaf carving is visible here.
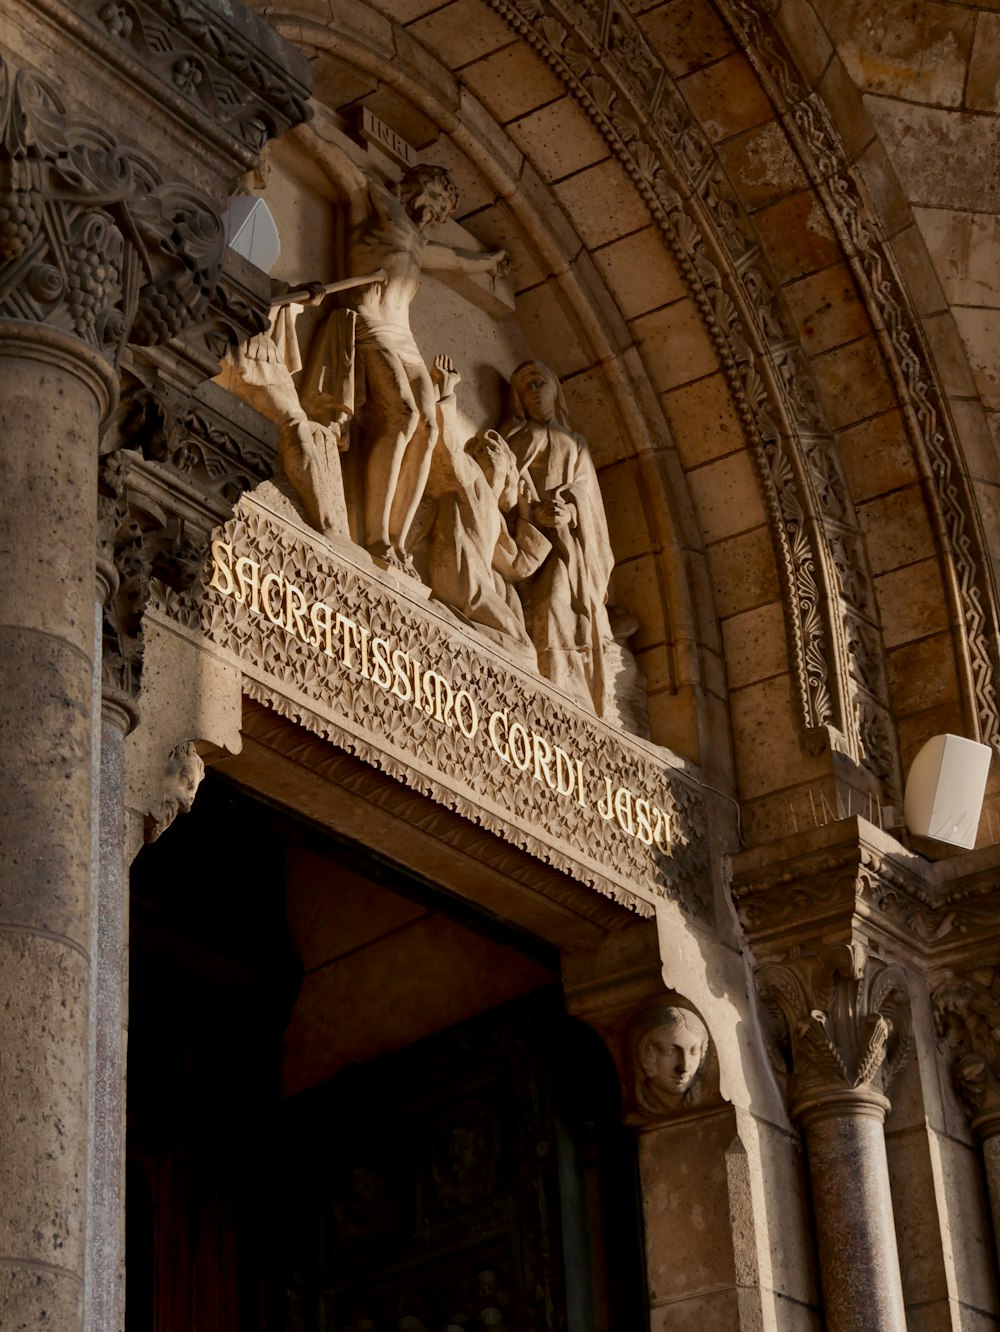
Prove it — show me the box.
[933,968,1000,1139]
[756,943,912,1123]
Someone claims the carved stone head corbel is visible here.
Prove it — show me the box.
[145,740,205,842]
[627,1003,712,1122]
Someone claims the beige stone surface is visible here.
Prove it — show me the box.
[811,335,896,430]
[866,97,1000,214]
[407,0,514,69]
[783,263,870,355]
[661,371,750,469]
[874,558,952,649]
[718,120,810,213]
[686,449,763,545]
[553,158,650,250]
[952,306,1000,409]
[824,0,974,107]
[886,633,960,718]
[721,601,790,691]
[707,526,782,620]
[124,615,243,823]
[914,208,1000,310]
[680,53,773,143]
[562,365,631,467]
[591,225,688,320]
[730,674,830,800]
[460,40,564,124]
[967,12,1000,114]
[836,409,918,501]
[0,1264,83,1332]
[506,96,610,182]
[0,933,89,1271]
[640,1111,738,1302]
[856,484,936,575]
[637,0,736,78]
[755,189,843,286]
[632,300,720,393]
[512,280,594,376]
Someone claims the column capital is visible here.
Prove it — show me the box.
[0,52,227,368]
[756,943,912,1119]
[932,967,1000,1139]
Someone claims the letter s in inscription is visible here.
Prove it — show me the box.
[209,540,235,596]
[391,649,413,702]
[370,637,392,691]
[635,797,654,847]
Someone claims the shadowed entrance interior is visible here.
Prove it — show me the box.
[125,774,646,1331]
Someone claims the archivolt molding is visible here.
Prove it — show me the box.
[721,0,1000,751]
[478,0,898,789]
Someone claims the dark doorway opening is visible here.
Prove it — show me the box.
[126,772,646,1331]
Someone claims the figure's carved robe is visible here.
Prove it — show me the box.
[222,304,349,537]
[427,393,550,655]
[501,416,614,712]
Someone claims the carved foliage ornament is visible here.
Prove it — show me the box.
[0,54,224,364]
[756,943,912,1113]
[721,0,1000,752]
[933,970,1000,1131]
[85,0,312,156]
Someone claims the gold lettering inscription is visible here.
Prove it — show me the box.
[208,543,677,865]
[209,540,235,595]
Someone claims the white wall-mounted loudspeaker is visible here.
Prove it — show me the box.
[903,733,992,849]
[222,196,280,275]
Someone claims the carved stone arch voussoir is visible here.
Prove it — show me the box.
[274,0,898,789]
[717,0,1000,756]
[469,0,900,791]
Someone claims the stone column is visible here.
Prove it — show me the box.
[933,968,1000,1269]
[84,659,141,1332]
[756,943,912,1332]
[796,1091,905,1332]
[0,322,116,1328]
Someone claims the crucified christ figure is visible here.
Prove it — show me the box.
[299,128,510,573]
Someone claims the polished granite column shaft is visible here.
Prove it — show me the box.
[799,1090,907,1332]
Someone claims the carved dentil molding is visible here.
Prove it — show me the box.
[0,53,224,366]
[933,969,1000,1135]
[756,942,912,1116]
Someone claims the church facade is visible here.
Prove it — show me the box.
[4,0,1000,1328]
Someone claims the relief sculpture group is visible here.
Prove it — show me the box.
[222,133,646,732]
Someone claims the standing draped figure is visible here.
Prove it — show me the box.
[501,361,615,713]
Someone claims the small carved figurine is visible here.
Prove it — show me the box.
[500,361,615,713]
[633,1006,709,1117]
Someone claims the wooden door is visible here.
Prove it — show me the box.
[282,991,575,1332]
